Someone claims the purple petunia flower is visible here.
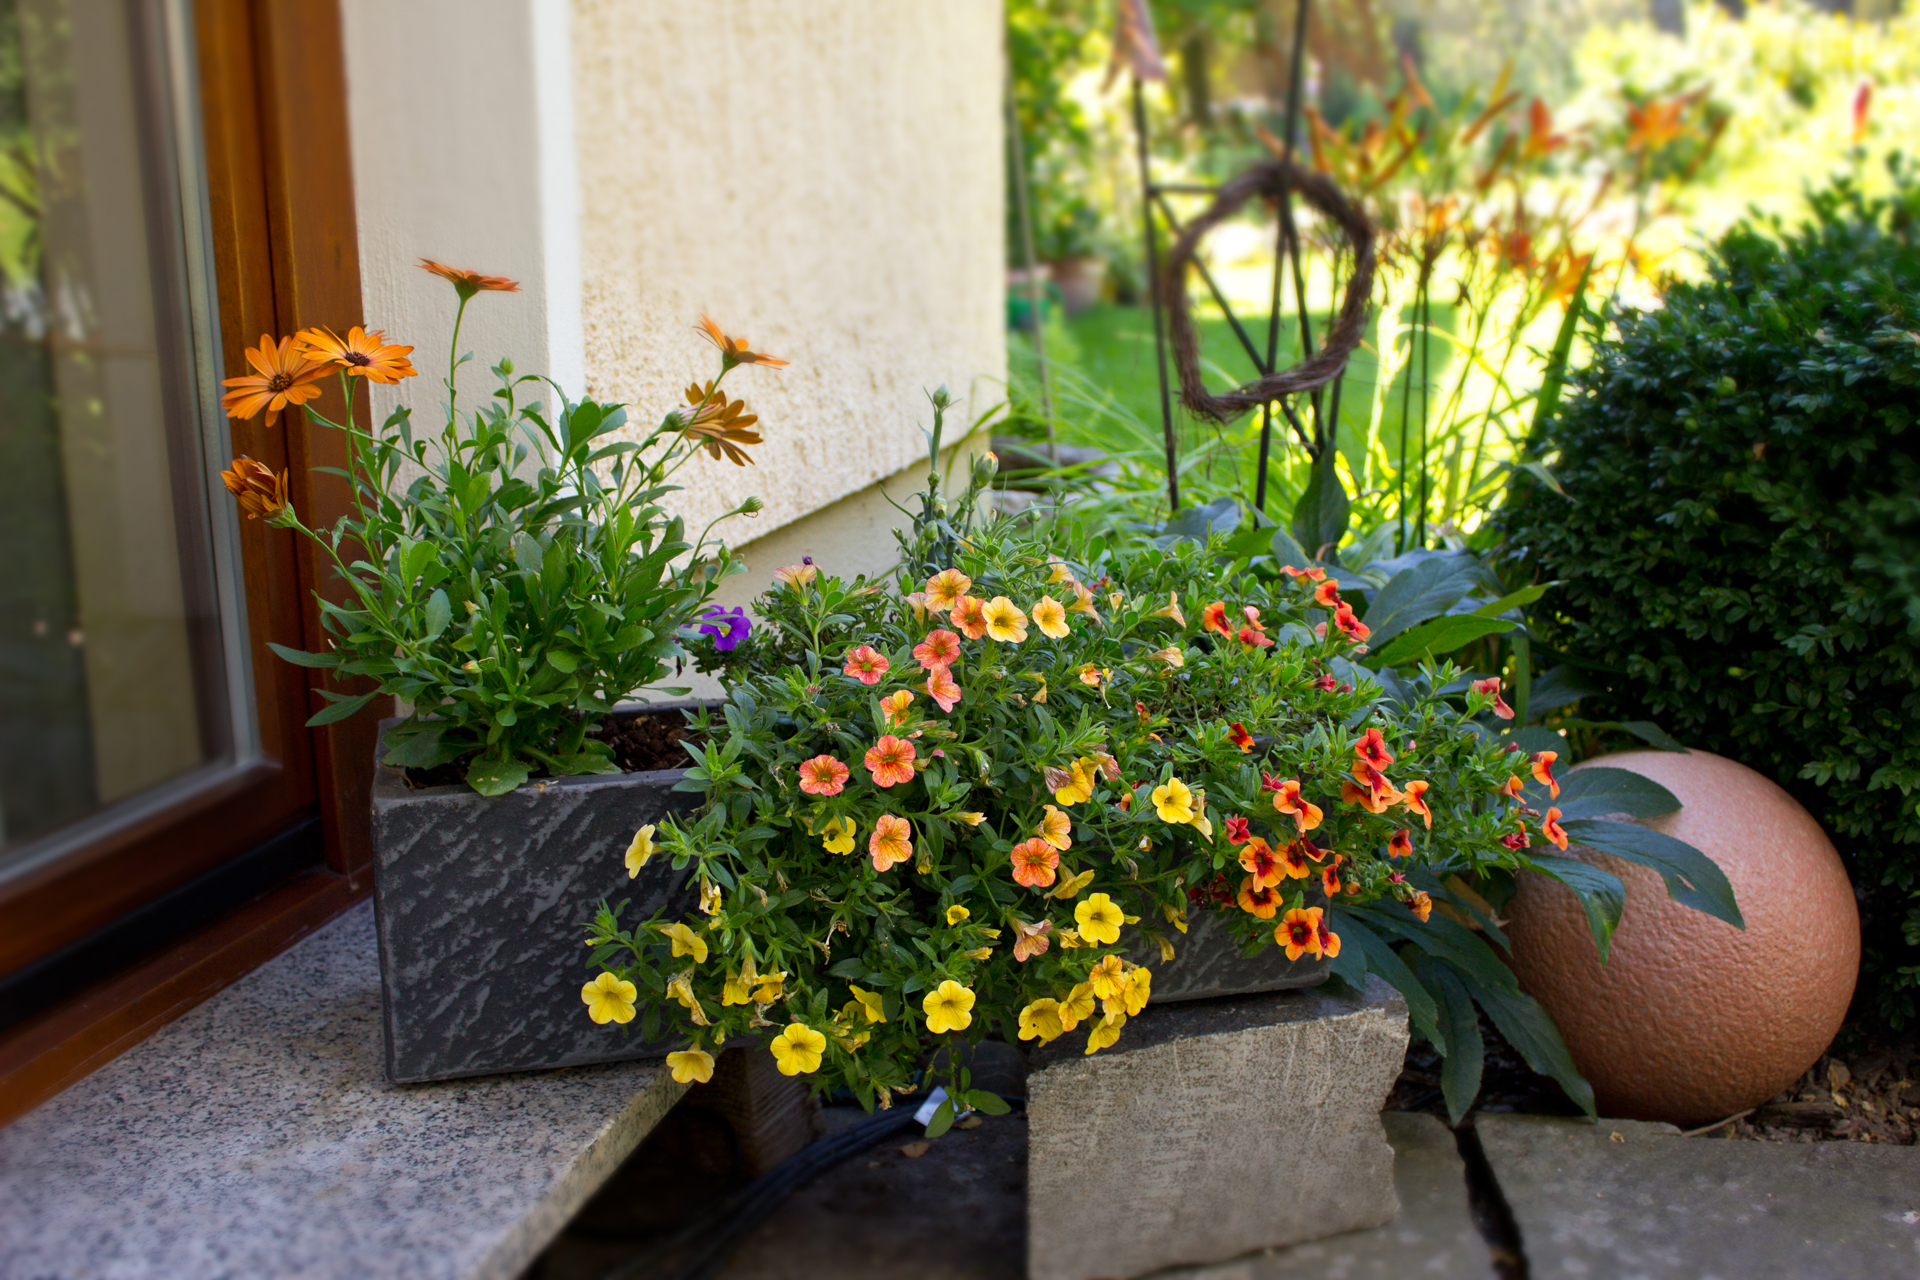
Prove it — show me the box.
[698,606,751,651]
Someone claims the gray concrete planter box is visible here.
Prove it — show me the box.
[369,709,703,1085]
[1135,883,1333,1004]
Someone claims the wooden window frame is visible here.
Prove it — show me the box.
[0,0,381,1127]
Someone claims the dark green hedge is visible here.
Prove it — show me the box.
[1496,164,1920,1026]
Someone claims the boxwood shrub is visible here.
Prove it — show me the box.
[1496,162,1920,1026]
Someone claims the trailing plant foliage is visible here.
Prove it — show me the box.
[1496,160,1920,1025]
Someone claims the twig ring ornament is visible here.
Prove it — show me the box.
[1163,159,1377,423]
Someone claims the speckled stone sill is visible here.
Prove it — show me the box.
[0,902,684,1280]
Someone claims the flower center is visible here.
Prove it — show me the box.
[267,372,292,392]
[346,350,371,366]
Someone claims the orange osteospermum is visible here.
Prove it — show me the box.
[1354,728,1395,769]
[1269,778,1324,834]
[1531,751,1561,798]
[797,754,850,796]
[220,333,326,425]
[696,315,789,369]
[1239,837,1286,890]
[1227,723,1255,752]
[1275,907,1324,961]
[419,258,520,296]
[220,457,290,522]
[913,629,962,670]
[1400,779,1433,829]
[674,380,763,466]
[1010,838,1061,889]
[297,325,416,383]
[1200,601,1230,637]
[864,735,917,788]
[843,645,890,685]
[1387,829,1414,859]
[925,569,972,613]
[1236,877,1283,920]
[1541,806,1569,851]
[950,595,990,640]
[869,814,913,871]
[922,664,963,713]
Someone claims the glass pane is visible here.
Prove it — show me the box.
[0,0,242,852]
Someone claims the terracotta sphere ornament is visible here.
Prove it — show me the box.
[1505,749,1859,1128]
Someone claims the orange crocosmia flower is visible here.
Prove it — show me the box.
[1470,677,1515,720]
[1332,604,1371,642]
[1388,829,1414,860]
[1497,775,1525,800]
[1200,601,1231,637]
[1408,890,1434,923]
[879,689,914,726]
[843,645,890,685]
[297,325,416,383]
[696,314,789,369]
[1354,727,1395,769]
[863,735,917,788]
[1269,779,1324,834]
[1311,579,1343,609]
[1531,751,1561,798]
[797,754,849,796]
[1010,837,1061,889]
[922,664,962,713]
[1239,837,1286,890]
[1316,917,1342,960]
[1279,840,1315,880]
[869,814,913,872]
[1236,877,1282,919]
[1541,806,1569,851]
[220,334,327,425]
[1227,723,1255,752]
[1400,780,1433,830]
[419,258,521,296]
[1011,918,1053,961]
[1275,907,1324,961]
[950,595,990,640]
[1522,97,1566,160]
[924,569,972,613]
[912,629,961,671]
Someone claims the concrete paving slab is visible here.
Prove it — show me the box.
[1478,1114,1920,1280]
[1160,1111,1491,1280]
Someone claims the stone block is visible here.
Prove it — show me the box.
[1129,894,1331,1003]
[1025,976,1410,1280]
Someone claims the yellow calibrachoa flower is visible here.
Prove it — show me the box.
[770,1022,827,1076]
[1044,558,1075,585]
[723,969,753,1006]
[1151,777,1195,824]
[966,946,993,961]
[1030,595,1069,639]
[1050,868,1095,900]
[665,971,709,1026]
[581,972,637,1025]
[820,815,856,855]
[922,979,976,1033]
[660,921,709,962]
[1018,998,1066,1044]
[1037,804,1073,851]
[982,596,1029,643]
[1060,982,1096,1029]
[1050,758,1096,806]
[753,971,788,1003]
[1088,954,1127,1001]
[849,984,887,1024]
[698,878,722,915]
[666,1048,715,1084]
[945,904,971,926]
[954,811,987,826]
[1075,892,1125,946]
[1189,793,1214,840]
[1124,967,1152,1016]
[624,824,657,878]
[1153,645,1185,669]
[1086,1012,1125,1054]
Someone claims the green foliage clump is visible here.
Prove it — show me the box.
[1497,161,1920,1024]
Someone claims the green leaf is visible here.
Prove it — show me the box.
[968,1090,1012,1116]
[1290,439,1350,558]
[1472,982,1596,1117]
[423,588,452,640]
[266,641,339,670]
[1371,614,1516,666]
[305,689,377,726]
[1338,914,1444,1052]
[1526,854,1626,964]
[381,720,452,770]
[1528,259,1592,440]
[1269,526,1313,570]
[512,531,543,576]
[1412,956,1483,1124]
[1526,665,1603,715]
[1551,767,1683,821]
[465,752,531,796]
[924,1096,956,1138]
[1362,556,1482,648]
[1470,582,1551,619]
[1560,818,1744,929]
[1615,721,1689,752]
[546,650,580,674]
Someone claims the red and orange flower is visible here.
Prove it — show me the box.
[1239,837,1286,890]
[912,629,961,670]
[843,645,890,685]
[1010,838,1061,889]
[1200,601,1230,637]
[922,665,962,713]
[869,814,913,871]
[1387,829,1414,860]
[1541,806,1569,850]
[1268,777,1324,833]
[1400,779,1433,829]
[1227,723,1255,753]
[696,315,789,369]
[1276,906,1325,960]
[420,258,521,296]
[1470,677,1515,719]
[1236,878,1283,919]
[1531,751,1560,798]
[950,595,989,640]
[797,754,849,796]
[1354,727,1394,769]
[863,735,917,788]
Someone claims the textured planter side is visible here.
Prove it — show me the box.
[1134,885,1333,1003]
[369,711,702,1084]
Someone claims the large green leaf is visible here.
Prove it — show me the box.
[266,641,339,670]
[1471,982,1597,1117]
[1361,556,1483,648]
[1549,767,1684,821]
[1561,817,1744,929]
[304,689,377,727]
[1366,909,1519,995]
[1526,853,1627,964]
[1525,665,1603,715]
[1412,955,1484,1124]
[1371,614,1516,666]
[1290,439,1349,559]
[1470,582,1552,619]
[465,751,532,796]
[1336,914,1444,1052]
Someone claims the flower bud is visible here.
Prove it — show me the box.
[220,456,290,523]
[929,384,953,410]
[739,495,764,514]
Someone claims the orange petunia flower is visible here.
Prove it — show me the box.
[696,315,789,369]
[220,456,290,522]
[1236,877,1283,919]
[1011,837,1061,889]
[1400,780,1433,829]
[1275,907,1324,961]
[1387,829,1413,859]
[913,629,961,671]
[869,814,913,871]
[1531,751,1560,798]
[1268,778,1324,833]
[1354,727,1395,769]
[1227,723,1255,752]
[1200,601,1231,637]
[296,325,416,383]
[1541,806,1569,851]
[1319,864,1342,898]
[924,569,972,613]
[1240,837,1286,890]
[1497,775,1525,799]
[419,258,521,297]
[220,334,327,425]
[843,645,890,685]
[879,689,914,726]
[864,735,917,788]
[1351,760,1399,810]
[922,664,962,714]
[797,754,849,796]
[950,595,989,641]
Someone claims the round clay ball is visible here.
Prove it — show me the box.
[1504,749,1858,1128]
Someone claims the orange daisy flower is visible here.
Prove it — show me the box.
[419,258,521,297]
[220,333,326,425]
[1239,837,1286,890]
[924,569,972,613]
[1387,829,1413,860]
[843,645,890,685]
[869,814,913,871]
[950,595,989,640]
[922,665,962,713]
[1541,806,1569,851]
[913,629,961,671]
[296,325,416,383]
[1275,907,1324,960]
[1531,751,1561,798]
[673,380,763,466]
[220,457,290,522]
[1200,601,1231,636]
[1236,877,1283,919]
[1400,780,1433,829]
[696,315,789,369]
[1354,727,1395,769]
[797,754,849,796]
[864,735,917,788]
[1268,778,1324,834]
[1010,838,1060,889]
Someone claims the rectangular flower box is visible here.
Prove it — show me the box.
[369,706,705,1084]
[1134,886,1332,1003]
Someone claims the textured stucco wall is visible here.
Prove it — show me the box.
[569,0,1007,543]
